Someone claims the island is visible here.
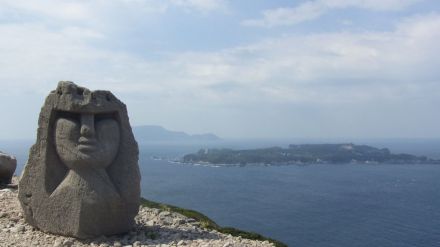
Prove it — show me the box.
[182,143,440,166]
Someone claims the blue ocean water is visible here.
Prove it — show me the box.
[4,139,440,247]
[141,159,440,247]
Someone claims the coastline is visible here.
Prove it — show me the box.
[0,179,285,247]
[140,198,287,247]
[180,143,440,167]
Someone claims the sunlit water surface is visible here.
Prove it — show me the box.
[6,139,440,247]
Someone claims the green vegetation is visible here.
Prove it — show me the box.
[183,143,439,165]
[146,231,158,240]
[140,197,219,229]
[140,197,287,247]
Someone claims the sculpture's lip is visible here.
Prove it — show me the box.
[77,144,97,152]
[78,137,97,145]
[78,137,98,152]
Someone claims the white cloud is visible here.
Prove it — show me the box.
[242,0,422,27]
[1,13,439,104]
[0,1,438,138]
[169,0,228,13]
[0,0,227,25]
[242,1,324,27]
[161,12,440,105]
[324,0,421,11]
[0,0,93,21]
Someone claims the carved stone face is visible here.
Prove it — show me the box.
[19,82,140,238]
[54,112,120,169]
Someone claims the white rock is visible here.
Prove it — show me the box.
[53,240,62,247]
[62,239,73,247]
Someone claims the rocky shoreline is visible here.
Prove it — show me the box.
[0,183,274,247]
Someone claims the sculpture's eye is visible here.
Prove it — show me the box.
[95,112,116,125]
[57,111,81,124]
[94,112,120,145]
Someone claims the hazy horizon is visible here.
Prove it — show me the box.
[1,1,439,140]
[2,123,440,141]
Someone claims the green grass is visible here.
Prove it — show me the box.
[140,197,288,247]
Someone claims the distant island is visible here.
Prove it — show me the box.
[133,125,221,142]
[182,143,440,166]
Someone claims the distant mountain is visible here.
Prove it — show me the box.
[132,125,221,142]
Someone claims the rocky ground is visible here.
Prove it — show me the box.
[0,183,274,247]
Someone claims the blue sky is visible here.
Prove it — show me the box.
[0,0,439,139]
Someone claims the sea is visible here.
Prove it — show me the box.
[2,138,440,247]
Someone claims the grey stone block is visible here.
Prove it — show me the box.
[18,81,141,239]
[0,152,16,184]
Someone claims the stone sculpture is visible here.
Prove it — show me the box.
[18,81,141,239]
[0,151,17,185]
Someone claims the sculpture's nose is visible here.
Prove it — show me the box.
[80,114,95,138]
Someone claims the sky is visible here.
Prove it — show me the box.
[0,0,439,140]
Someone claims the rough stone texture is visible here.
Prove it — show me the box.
[18,81,141,239]
[0,151,17,185]
[2,185,274,247]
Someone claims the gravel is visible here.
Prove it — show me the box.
[0,185,274,247]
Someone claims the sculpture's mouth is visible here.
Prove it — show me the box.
[78,137,98,152]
